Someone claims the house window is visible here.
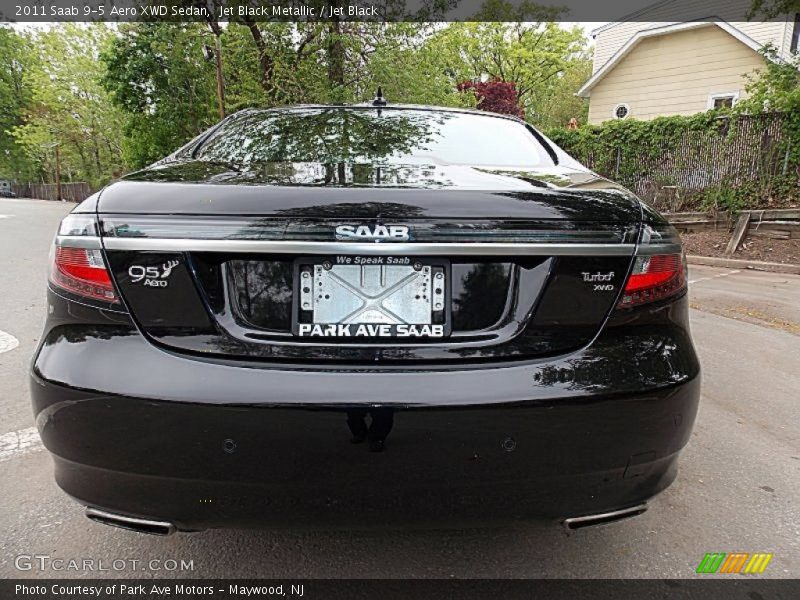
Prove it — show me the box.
[791,13,800,54]
[613,103,629,119]
[707,92,739,110]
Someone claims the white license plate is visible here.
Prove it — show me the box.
[294,258,449,338]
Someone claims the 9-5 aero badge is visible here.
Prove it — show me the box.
[128,260,179,287]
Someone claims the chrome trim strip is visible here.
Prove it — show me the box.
[85,507,176,536]
[101,238,637,256]
[563,503,648,529]
[56,235,103,249]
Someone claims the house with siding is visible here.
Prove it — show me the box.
[577,0,799,123]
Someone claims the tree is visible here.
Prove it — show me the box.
[350,23,472,107]
[748,0,800,18]
[216,23,274,110]
[533,54,592,129]
[204,1,227,119]
[424,4,587,122]
[457,79,525,117]
[78,15,592,175]
[10,24,124,187]
[0,26,36,180]
[221,21,469,107]
[736,45,800,115]
[101,23,219,168]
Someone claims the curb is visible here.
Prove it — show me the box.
[686,255,800,275]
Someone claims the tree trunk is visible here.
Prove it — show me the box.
[327,16,345,100]
[245,21,275,98]
[54,145,62,202]
[93,140,102,176]
[206,19,226,118]
[214,33,225,119]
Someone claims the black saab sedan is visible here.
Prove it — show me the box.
[31,103,700,534]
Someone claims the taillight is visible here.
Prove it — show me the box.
[617,223,686,308]
[50,214,119,303]
[618,254,686,308]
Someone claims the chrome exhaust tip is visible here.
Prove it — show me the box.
[563,503,648,530]
[86,507,176,536]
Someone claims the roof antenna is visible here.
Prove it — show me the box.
[372,87,388,107]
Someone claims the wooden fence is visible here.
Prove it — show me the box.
[571,113,796,212]
[11,182,92,203]
[666,208,800,240]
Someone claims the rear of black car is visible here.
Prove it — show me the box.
[31,106,700,532]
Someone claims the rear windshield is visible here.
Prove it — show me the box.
[192,108,554,168]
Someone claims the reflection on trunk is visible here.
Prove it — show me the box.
[228,260,293,331]
[452,263,511,330]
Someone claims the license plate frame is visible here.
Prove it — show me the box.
[292,256,451,339]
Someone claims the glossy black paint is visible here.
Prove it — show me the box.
[37,385,693,529]
[32,288,699,528]
[35,283,697,391]
[226,259,294,331]
[98,178,641,221]
[104,250,631,363]
[451,262,513,330]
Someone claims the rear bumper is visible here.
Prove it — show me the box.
[31,292,701,530]
[34,375,696,530]
[32,369,699,531]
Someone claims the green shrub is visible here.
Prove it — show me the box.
[546,111,799,211]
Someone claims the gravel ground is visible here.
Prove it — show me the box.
[681,230,800,264]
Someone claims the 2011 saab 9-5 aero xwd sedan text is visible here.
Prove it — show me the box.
[31,102,700,534]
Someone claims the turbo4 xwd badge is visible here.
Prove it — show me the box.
[582,271,616,292]
[128,260,179,287]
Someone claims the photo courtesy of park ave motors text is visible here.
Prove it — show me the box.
[0,0,798,589]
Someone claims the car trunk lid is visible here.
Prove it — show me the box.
[99,176,641,365]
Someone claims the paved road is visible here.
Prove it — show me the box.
[0,199,798,579]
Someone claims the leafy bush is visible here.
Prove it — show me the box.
[457,79,525,118]
[547,111,799,212]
